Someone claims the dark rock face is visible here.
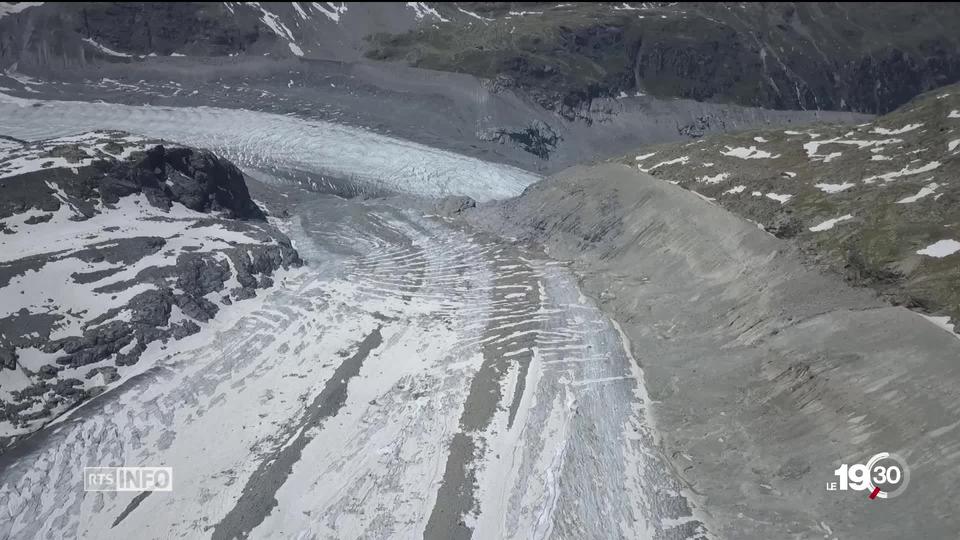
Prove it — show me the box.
[436,196,477,216]
[1,142,266,222]
[131,146,266,219]
[479,120,561,159]
[0,347,16,370]
[0,3,264,63]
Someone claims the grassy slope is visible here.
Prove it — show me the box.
[615,83,960,324]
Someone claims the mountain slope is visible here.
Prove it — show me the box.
[617,82,960,327]
[3,2,960,118]
[366,2,960,116]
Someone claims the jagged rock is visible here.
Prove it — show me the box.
[129,145,266,219]
[84,366,119,383]
[176,256,230,297]
[171,320,201,340]
[23,214,53,225]
[234,287,257,301]
[479,120,561,159]
[767,213,804,239]
[37,365,59,379]
[436,196,477,216]
[175,293,219,322]
[129,289,174,326]
[0,346,17,370]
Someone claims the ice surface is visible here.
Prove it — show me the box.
[0,93,539,201]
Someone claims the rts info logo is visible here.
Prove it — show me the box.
[84,467,173,492]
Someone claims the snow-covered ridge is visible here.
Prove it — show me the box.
[0,132,301,438]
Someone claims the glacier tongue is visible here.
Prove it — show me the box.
[0,93,540,202]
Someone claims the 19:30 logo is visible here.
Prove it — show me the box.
[827,452,910,499]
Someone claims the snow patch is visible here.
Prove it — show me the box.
[870,123,922,135]
[723,185,746,195]
[251,2,296,41]
[406,2,449,21]
[803,137,900,160]
[810,214,853,232]
[641,156,688,172]
[814,182,855,193]
[82,38,132,58]
[0,2,43,19]
[917,239,960,258]
[862,161,941,184]
[292,1,308,20]
[765,192,792,204]
[897,182,939,204]
[720,146,779,159]
[311,2,347,22]
[457,6,492,22]
[920,315,960,340]
[698,172,729,184]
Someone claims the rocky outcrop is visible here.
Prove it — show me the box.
[128,145,266,219]
[478,120,561,159]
